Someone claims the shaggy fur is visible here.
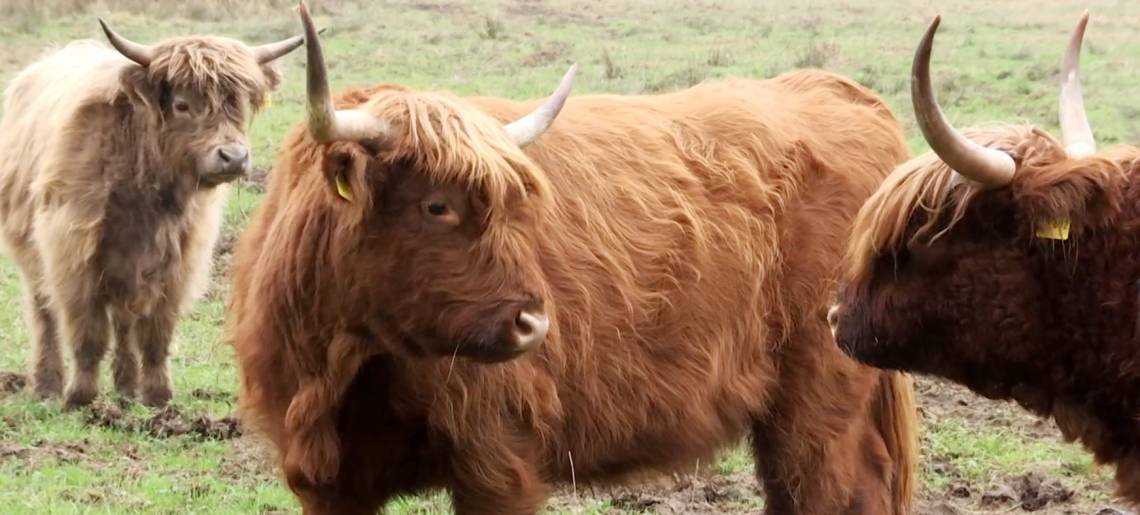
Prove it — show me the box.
[832,124,1140,505]
[230,69,919,515]
[0,36,283,408]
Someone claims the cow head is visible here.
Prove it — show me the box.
[100,19,302,186]
[827,12,1127,400]
[293,2,570,363]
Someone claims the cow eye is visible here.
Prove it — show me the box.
[426,201,449,217]
[174,101,191,114]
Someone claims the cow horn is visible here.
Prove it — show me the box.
[98,18,154,67]
[252,34,306,65]
[1059,10,1095,158]
[912,16,1016,187]
[504,64,577,147]
[299,1,388,143]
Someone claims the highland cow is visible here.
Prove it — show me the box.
[0,19,302,408]
[230,3,920,514]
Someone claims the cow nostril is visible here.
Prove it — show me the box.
[513,310,549,351]
[217,146,250,166]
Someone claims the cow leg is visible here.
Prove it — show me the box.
[296,491,382,515]
[449,453,548,515]
[750,322,889,515]
[61,301,111,409]
[111,314,139,400]
[136,305,178,407]
[26,291,63,400]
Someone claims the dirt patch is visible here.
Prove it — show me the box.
[148,405,241,440]
[503,0,602,26]
[0,371,27,397]
[549,471,760,514]
[82,400,241,441]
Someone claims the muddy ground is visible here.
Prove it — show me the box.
[3,369,1133,514]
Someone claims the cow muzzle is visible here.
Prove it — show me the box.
[201,143,251,184]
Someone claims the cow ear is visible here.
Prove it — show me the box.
[321,145,371,205]
[259,61,285,94]
[1013,154,1124,239]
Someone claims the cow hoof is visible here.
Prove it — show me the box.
[63,387,97,410]
[32,382,62,401]
[114,381,138,401]
[32,374,63,400]
[142,386,172,408]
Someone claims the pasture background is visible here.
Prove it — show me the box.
[0,0,1137,513]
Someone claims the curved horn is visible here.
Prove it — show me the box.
[253,35,305,65]
[98,18,154,67]
[299,1,387,142]
[912,16,1016,187]
[1059,10,1095,158]
[504,64,577,147]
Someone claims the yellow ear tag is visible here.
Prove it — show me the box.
[260,93,272,110]
[1035,217,1071,240]
[335,172,354,202]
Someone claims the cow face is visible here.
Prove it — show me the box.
[159,82,254,186]
[829,179,1044,398]
[297,2,572,362]
[325,152,549,363]
[98,20,302,187]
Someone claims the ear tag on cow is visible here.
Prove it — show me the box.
[261,93,272,109]
[335,171,354,202]
[1035,217,1070,240]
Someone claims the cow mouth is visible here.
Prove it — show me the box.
[199,169,247,187]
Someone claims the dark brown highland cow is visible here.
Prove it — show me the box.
[229,3,919,514]
[0,18,303,408]
[830,12,1140,506]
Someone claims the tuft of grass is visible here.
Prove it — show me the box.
[793,40,837,69]
[477,15,505,41]
[706,47,735,67]
[601,48,623,80]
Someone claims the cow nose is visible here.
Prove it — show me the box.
[217,145,250,174]
[512,310,549,351]
[826,304,841,338]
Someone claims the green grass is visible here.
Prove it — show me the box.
[0,0,1135,512]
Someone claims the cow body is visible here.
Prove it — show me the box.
[0,28,297,408]
[232,64,919,514]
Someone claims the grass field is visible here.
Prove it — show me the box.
[0,0,1137,513]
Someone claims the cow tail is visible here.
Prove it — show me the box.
[872,371,920,515]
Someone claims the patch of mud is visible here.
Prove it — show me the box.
[0,439,101,469]
[0,371,26,397]
[916,376,1057,440]
[83,400,241,441]
[550,471,760,514]
[913,377,1131,515]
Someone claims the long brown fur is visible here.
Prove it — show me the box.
[833,122,1140,505]
[0,35,284,408]
[230,68,918,514]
